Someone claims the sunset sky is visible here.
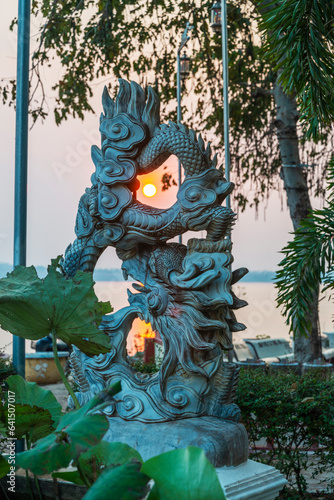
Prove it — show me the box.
[0,4,307,274]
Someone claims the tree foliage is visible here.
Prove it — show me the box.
[3,0,289,209]
[2,1,332,207]
[258,0,334,140]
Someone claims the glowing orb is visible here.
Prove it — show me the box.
[143,183,157,197]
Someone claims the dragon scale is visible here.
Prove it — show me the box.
[137,122,216,177]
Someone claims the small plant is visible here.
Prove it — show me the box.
[0,348,15,384]
[132,360,161,374]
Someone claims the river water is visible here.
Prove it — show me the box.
[0,282,332,355]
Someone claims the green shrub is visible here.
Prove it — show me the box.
[0,352,15,384]
[237,368,334,496]
[132,360,161,374]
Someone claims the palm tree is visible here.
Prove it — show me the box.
[275,159,334,361]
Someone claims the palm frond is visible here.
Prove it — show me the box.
[258,0,334,140]
[275,157,334,336]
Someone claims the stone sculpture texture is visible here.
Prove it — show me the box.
[62,80,249,465]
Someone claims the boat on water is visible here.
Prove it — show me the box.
[233,333,334,366]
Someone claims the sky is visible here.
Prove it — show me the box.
[0,3,299,273]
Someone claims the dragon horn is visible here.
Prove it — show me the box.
[205,142,212,160]
[197,133,204,151]
[102,86,114,119]
[115,79,131,115]
[128,81,146,120]
[142,86,160,135]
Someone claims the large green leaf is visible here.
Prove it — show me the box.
[80,441,143,469]
[142,447,226,500]
[0,258,112,356]
[0,421,7,438]
[16,429,72,475]
[53,442,143,486]
[14,382,121,475]
[0,375,62,442]
[16,412,109,475]
[7,405,55,443]
[52,468,86,486]
[80,442,142,483]
[82,460,150,500]
[0,454,10,478]
[65,413,110,457]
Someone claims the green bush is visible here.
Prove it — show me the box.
[0,352,15,384]
[132,359,161,374]
[237,368,334,496]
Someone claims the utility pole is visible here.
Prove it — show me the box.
[210,2,233,361]
[177,22,192,244]
[210,1,230,209]
[13,0,31,381]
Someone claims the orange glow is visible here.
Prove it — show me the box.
[140,323,156,339]
[143,183,157,197]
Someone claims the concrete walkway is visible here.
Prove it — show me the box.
[43,381,71,412]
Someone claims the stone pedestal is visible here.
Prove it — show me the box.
[104,416,249,467]
[104,417,286,499]
[217,460,287,500]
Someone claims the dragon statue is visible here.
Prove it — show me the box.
[62,80,248,449]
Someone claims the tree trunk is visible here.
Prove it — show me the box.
[273,81,322,363]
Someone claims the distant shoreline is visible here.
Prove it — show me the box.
[0,263,276,283]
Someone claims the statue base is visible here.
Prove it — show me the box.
[104,416,248,467]
[217,460,287,499]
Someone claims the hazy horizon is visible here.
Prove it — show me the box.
[0,262,277,282]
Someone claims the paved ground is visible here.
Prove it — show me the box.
[251,440,334,494]
[43,381,71,412]
[300,455,333,493]
[44,382,333,495]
